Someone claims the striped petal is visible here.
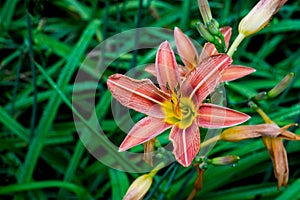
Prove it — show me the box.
[221,65,256,82]
[174,27,199,70]
[198,103,250,128]
[169,121,200,167]
[119,117,172,151]
[221,26,232,50]
[107,74,169,118]
[156,41,180,92]
[181,54,232,103]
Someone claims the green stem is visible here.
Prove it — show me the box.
[201,135,220,148]
[149,162,165,177]
[227,33,246,57]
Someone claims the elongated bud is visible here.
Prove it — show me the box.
[123,174,153,200]
[196,22,215,43]
[255,91,267,100]
[238,0,288,37]
[207,19,220,35]
[123,163,163,200]
[198,0,212,25]
[210,155,240,166]
[268,73,294,98]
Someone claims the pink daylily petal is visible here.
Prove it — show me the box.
[107,74,169,118]
[221,26,232,50]
[199,26,232,60]
[174,27,199,70]
[198,103,250,128]
[199,42,216,61]
[144,64,156,77]
[181,54,232,103]
[145,63,188,79]
[221,65,256,82]
[119,117,172,151]
[169,121,200,167]
[156,41,180,92]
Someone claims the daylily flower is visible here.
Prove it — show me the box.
[108,41,250,167]
[220,106,299,189]
[145,27,255,82]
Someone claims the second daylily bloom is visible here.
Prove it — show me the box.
[145,27,255,82]
[174,26,256,81]
[108,41,250,167]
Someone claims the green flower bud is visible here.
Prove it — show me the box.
[268,73,294,98]
[210,155,240,166]
[196,22,215,43]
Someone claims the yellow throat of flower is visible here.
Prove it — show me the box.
[162,93,196,129]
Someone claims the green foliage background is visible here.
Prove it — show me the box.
[0,0,299,199]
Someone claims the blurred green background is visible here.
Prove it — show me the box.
[1,0,300,199]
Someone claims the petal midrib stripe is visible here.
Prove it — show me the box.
[189,58,228,100]
[109,80,164,106]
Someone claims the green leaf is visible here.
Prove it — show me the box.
[109,169,129,200]
[276,179,300,200]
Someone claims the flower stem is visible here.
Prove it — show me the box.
[250,103,274,124]
[201,134,220,148]
[149,162,165,177]
[227,33,246,57]
[187,188,197,200]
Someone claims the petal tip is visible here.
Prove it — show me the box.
[161,40,170,46]
[118,145,127,152]
[174,26,181,34]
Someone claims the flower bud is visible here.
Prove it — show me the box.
[123,163,163,200]
[210,155,240,166]
[238,0,287,37]
[196,22,215,43]
[198,0,212,25]
[268,73,294,98]
[255,91,267,100]
[123,174,153,200]
[207,18,220,35]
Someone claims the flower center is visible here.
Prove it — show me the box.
[162,94,196,129]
